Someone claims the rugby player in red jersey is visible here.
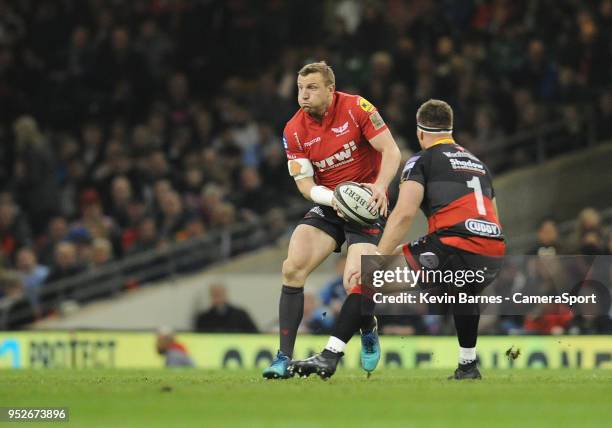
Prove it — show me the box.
[262,62,401,379]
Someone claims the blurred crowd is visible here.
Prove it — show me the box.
[0,0,611,324]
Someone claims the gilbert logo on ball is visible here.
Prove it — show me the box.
[333,182,379,226]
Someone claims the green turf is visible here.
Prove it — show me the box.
[1,369,611,428]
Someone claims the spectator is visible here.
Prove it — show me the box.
[194,283,258,333]
[529,217,562,256]
[46,241,84,283]
[157,191,189,242]
[0,197,32,266]
[0,270,24,301]
[37,216,69,266]
[13,116,59,234]
[234,167,276,216]
[15,247,49,314]
[80,122,105,175]
[568,207,606,253]
[155,327,195,368]
[127,217,159,255]
[90,238,114,268]
[179,216,206,241]
[108,176,133,228]
[264,208,290,245]
[74,189,118,242]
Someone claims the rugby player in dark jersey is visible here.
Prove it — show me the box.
[292,99,505,380]
[376,99,505,379]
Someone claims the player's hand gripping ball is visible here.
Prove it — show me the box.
[333,182,380,226]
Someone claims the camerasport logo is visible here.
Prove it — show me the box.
[312,141,357,171]
[465,219,501,237]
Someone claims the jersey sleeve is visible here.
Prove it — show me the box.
[400,151,428,186]
[353,96,388,141]
[283,125,306,160]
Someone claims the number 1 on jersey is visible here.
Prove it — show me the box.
[466,176,486,216]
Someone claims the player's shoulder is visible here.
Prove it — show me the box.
[284,109,305,134]
[336,91,377,114]
[403,149,429,169]
[401,149,428,182]
[409,148,430,163]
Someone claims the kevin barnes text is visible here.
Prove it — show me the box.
[373,292,598,305]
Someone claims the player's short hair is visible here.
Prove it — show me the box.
[416,99,453,132]
[298,61,335,87]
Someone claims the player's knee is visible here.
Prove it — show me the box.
[282,258,309,285]
[342,279,353,294]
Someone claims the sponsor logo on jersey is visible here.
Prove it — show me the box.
[401,155,420,180]
[312,141,357,171]
[293,132,302,150]
[369,111,385,130]
[465,219,501,237]
[358,97,375,113]
[442,150,479,161]
[419,252,439,269]
[331,121,349,136]
[304,136,321,147]
[449,158,485,174]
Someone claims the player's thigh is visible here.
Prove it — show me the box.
[283,224,336,284]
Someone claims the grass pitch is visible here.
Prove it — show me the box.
[1,369,611,427]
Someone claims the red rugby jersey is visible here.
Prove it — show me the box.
[283,91,388,190]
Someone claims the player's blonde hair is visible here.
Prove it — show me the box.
[298,61,335,87]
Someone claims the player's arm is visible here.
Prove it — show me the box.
[284,128,335,207]
[288,158,334,206]
[369,129,402,191]
[354,99,401,215]
[376,180,424,255]
[362,129,401,216]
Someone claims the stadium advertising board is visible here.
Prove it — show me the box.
[0,333,610,370]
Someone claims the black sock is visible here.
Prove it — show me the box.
[331,293,375,344]
[279,285,304,358]
[360,315,376,332]
[454,314,480,348]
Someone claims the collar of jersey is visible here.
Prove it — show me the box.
[428,138,455,148]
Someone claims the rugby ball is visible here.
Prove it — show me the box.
[333,181,379,226]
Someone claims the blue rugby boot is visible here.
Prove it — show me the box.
[262,350,293,379]
[360,316,381,375]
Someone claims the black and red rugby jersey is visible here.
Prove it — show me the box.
[401,139,505,256]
